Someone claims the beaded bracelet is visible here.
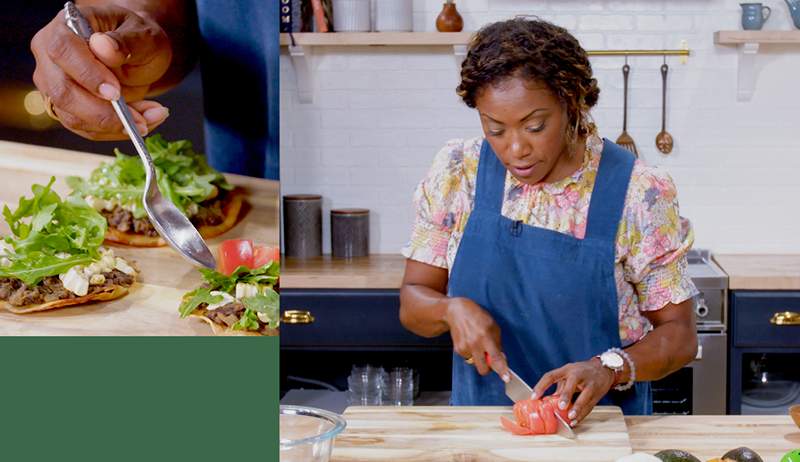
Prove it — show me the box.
[607,347,636,392]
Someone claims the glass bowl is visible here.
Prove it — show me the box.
[280,405,347,462]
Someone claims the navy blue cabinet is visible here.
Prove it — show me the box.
[279,289,454,397]
[728,291,800,414]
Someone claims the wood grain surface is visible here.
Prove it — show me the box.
[330,406,632,462]
[282,254,406,289]
[0,141,279,335]
[715,254,800,290]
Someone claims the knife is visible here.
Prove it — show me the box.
[471,352,577,439]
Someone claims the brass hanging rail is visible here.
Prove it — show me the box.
[586,49,690,57]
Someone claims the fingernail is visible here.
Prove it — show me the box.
[568,410,577,420]
[530,392,537,400]
[502,373,510,383]
[570,419,577,427]
[104,33,119,50]
[559,400,567,410]
[98,83,120,101]
[143,106,169,124]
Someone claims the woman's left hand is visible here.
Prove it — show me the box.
[530,359,615,426]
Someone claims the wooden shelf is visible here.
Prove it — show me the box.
[280,32,471,103]
[714,30,800,44]
[714,30,800,101]
[279,32,472,46]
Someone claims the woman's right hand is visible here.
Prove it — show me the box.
[30,4,173,140]
[445,297,510,382]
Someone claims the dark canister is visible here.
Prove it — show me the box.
[331,208,369,259]
[283,194,323,258]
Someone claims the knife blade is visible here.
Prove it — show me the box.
[472,353,577,439]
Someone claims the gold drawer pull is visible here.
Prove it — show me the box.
[282,310,315,324]
[770,311,800,326]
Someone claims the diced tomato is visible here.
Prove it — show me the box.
[539,400,558,434]
[219,239,254,275]
[253,244,280,268]
[500,416,533,435]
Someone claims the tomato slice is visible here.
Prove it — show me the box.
[529,400,546,434]
[219,239,254,275]
[253,245,280,268]
[539,400,558,435]
[544,395,571,423]
[500,416,533,435]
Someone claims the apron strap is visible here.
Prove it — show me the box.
[473,139,507,214]
[584,139,636,243]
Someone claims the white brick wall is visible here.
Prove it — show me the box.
[280,0,800,254]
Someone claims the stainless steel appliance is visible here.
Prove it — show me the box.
[651,249,728,415]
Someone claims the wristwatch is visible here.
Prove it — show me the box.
[596,348,636,391]
[597,350,624,383]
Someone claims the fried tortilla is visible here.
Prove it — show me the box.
[103,188,245,247]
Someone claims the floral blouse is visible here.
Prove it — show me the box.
[401,132,698,346]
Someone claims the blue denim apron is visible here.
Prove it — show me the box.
[448,138,651,415]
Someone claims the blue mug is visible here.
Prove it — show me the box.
[741,3,772,30]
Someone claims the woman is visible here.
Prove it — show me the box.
[399,18,698,426]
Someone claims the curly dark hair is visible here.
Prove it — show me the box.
[457,17,600,139]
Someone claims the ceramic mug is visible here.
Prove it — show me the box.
[740,3,772,30]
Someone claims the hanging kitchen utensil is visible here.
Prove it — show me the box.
[656,62,674,154]
[616,62,638,157]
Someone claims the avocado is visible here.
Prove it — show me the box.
[653,449,702,462]
[721,447,764,462]
[781,449,800,462]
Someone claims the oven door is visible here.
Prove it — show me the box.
[652,329,727,415]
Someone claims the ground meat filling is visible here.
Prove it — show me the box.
[0,269,135,307]
[200,301,272,333]
[101,190,229,236]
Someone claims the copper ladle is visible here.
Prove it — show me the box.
[656,63,673,154]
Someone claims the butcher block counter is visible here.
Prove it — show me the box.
[282,254,405,289]
[283,254,800,291]
[714,254,800,290]
[0,141,278,335]
[330,407,800,462]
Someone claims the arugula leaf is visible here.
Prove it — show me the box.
[242,288,279,329]
[0,178,107,285]
[231,309,261,332]
[197,262,279,293]
[181,263,280,330]
[67,134,232,220]
[178,287,224,318]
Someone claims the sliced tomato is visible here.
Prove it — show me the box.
[529,400,546,434]
[253,245,280,268]
[219,239,254,275]
[539,400,558,435]
[500,416,533,435]
[543,395,571,423]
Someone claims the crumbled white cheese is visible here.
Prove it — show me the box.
[0,257,10,268]
[235,283,259,299]
[185,203,199,217]
[59,266,89,296]
[114,258,136,276]
[256,312,271,324]
[55,252,71,259]
[89,274,106,285]
[206,291,235,311]
[85,195,120,212]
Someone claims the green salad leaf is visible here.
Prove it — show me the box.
[67,134,232,219]
[0,177,107,285]
[178,262,280,331]
[178,288,224,318]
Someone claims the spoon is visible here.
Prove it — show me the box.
[656,63,673,154]
[63,2,216,269]
[615,63,638,157]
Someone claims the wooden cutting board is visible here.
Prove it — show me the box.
[331,406,633,462]
[0,140,278,335]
